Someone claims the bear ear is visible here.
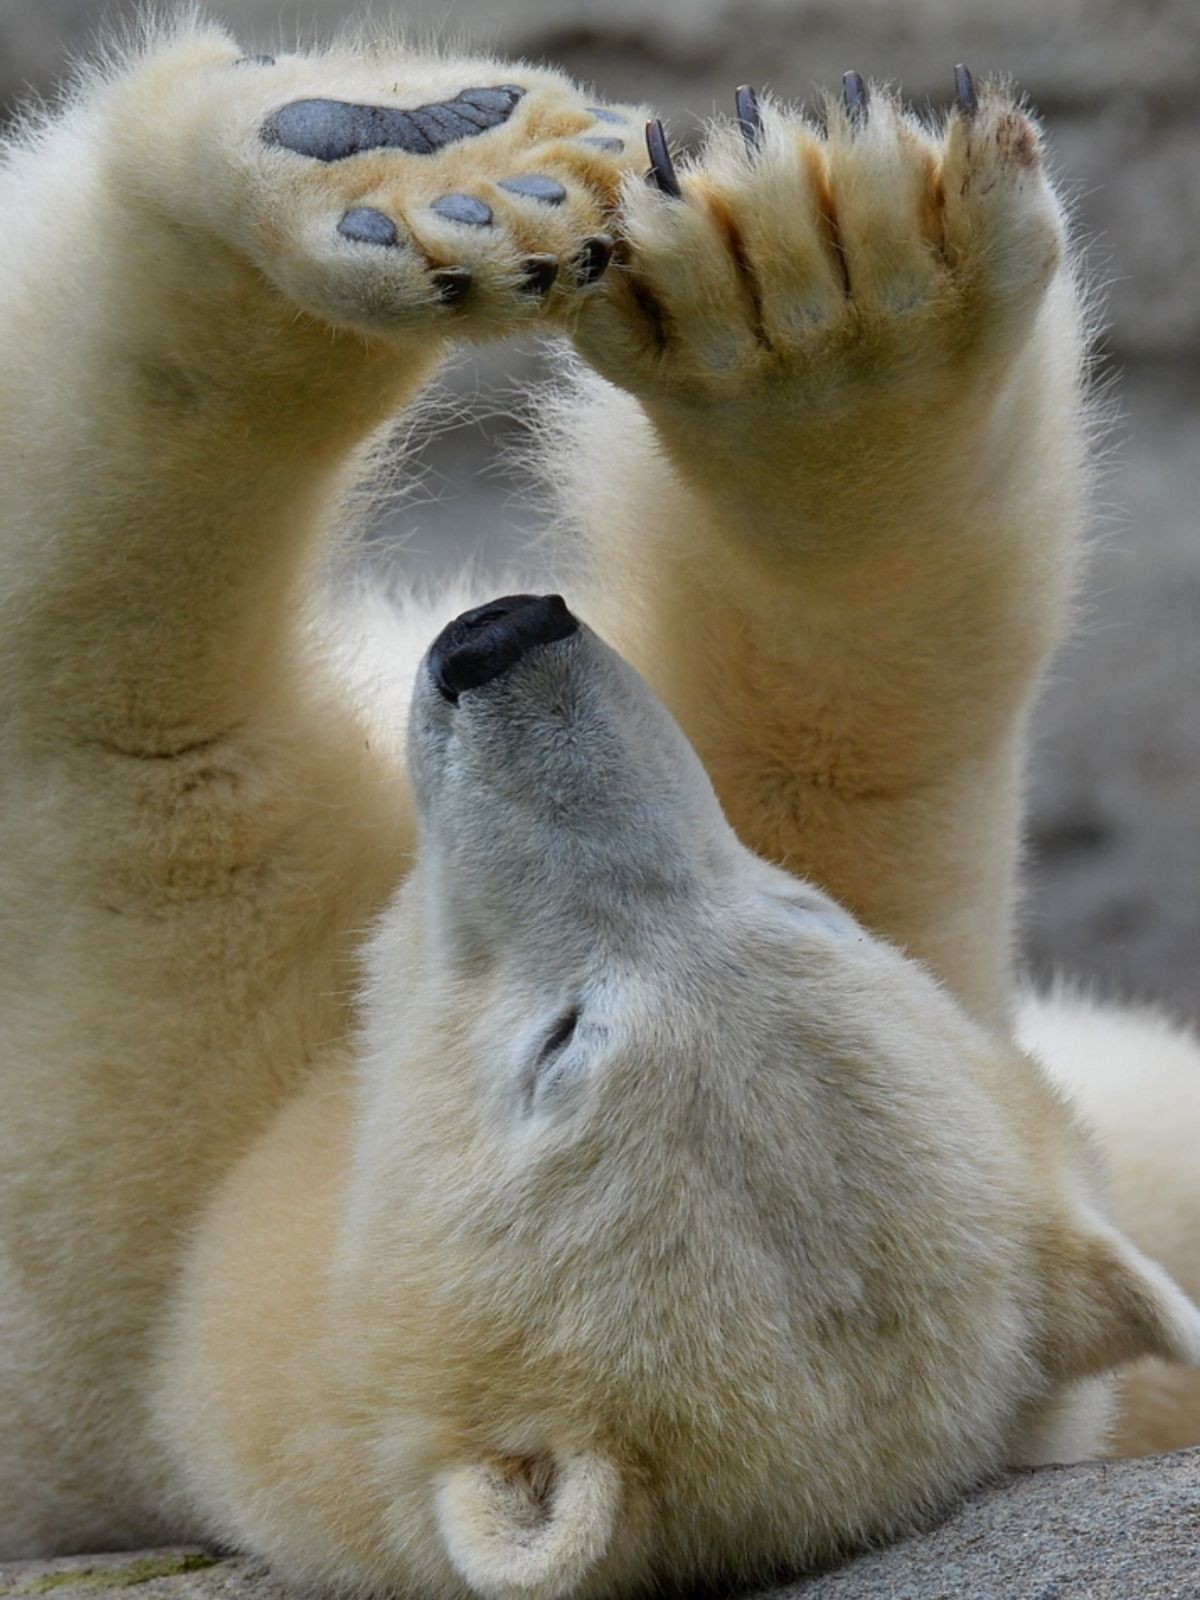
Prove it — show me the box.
[435,1449,620,1600]
[1040,1207,1200,1383]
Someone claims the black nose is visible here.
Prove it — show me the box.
[428,593,579,703]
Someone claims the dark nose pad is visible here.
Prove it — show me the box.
[428,593,579,703]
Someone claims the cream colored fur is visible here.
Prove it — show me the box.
[1020,992,1200,1456]
[0,15,1197,1600]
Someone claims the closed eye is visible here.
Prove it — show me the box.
[539,1006,580,1062]
[519,1005,584,1118]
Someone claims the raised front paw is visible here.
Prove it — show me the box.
[115,27,648,340]
[570,69,1067,419]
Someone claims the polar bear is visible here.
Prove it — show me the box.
[0,14,1198,1600]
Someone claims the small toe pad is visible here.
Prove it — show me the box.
[337,207,399,246]
[498,174,568,205]
[429,194,494,227]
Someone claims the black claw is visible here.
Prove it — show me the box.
[645,119,682,199]
[735,84,762,153]
[954,63,978,117]
[337,207,399,247]
[432,267,473,306]
[234,54,276,67]
[520,254,560,295]
[842,71,868,127]
[573,234,615,285]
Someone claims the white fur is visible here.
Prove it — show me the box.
[1020,991,1200,1453]
[0,19,1196,1600]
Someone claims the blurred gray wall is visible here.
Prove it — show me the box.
[2,0,1197,1019]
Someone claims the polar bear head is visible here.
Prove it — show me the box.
[341,595,1200,1600]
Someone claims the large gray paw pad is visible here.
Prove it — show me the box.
[261,87,525,161]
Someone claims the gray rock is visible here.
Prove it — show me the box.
[764,1447,1200,1598]
[3,1451,1198,1597]
[0,1548,286,1598]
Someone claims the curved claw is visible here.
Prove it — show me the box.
[431,266,472,307]
[645,119,683,199]
[520,254,559,296]
[842,70,869,127]
[735,85,762,153]
[574,234,615,285]
[954,63,978,117]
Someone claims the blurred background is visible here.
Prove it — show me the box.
[2,0,1196,1021]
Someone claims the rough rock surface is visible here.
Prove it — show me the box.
[2,1450,1198,1598]
[0,1550,288,1599]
